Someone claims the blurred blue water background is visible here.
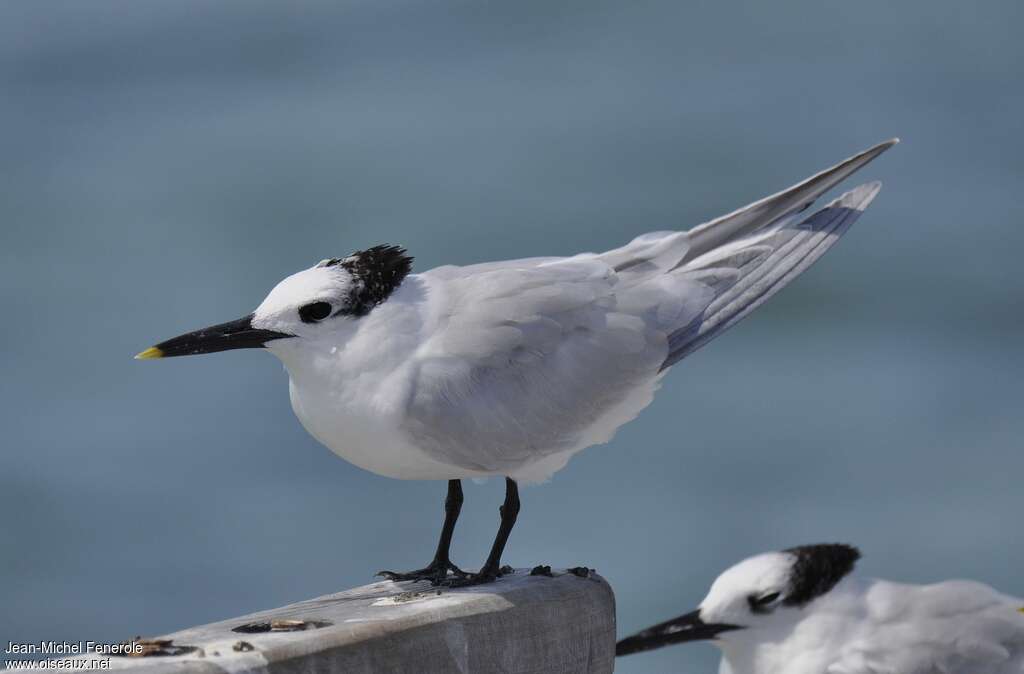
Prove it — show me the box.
[2,1,1022,671]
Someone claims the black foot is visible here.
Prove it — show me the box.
[377,560,467,586]
[437,565,514,588]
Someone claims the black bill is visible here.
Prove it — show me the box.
[616,609,742,656]
[136,314,292,359]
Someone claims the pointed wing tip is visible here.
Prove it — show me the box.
[681,137,898,259]
[860,137,899,160]
[832,181,883,212]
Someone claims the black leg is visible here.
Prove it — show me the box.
[378,480,467,585]
[442,477,520,587]
[434,479,464,565]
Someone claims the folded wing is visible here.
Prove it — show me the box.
[405,139,896,479]
[407,257,705,479]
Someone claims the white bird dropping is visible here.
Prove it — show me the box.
[139,140,897,586]
[617,544,1024,674]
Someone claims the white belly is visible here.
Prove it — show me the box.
[287,377,488,481]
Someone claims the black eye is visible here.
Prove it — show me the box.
[299,301,332,323]
[747,592,782,613]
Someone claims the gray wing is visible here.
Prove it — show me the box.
[664,182,881,368]
[403,140,895,479]
[406,257,715,479]
[681,138,896,264]
[661,139,897,369]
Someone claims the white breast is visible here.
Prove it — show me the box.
[287,373,480,480]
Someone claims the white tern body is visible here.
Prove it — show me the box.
[244,141,896,484]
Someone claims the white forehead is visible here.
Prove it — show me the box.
[254,265,353,318]
[702,552,793,608]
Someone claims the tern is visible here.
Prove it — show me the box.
[617,543,1024,674]
[138,139,896,586]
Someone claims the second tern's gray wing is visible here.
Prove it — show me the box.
[831,580,1024,674]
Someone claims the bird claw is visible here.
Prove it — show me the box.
[437,573,496,588]
[377,560,467,585]
[436,565,513,588]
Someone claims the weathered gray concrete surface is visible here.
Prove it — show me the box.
[68,569,615,673]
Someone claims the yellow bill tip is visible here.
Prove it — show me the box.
[134,346,164,360]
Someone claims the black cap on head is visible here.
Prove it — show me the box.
[782,543,861,607]
[319,244,413,316]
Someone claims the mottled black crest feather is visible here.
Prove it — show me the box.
[783,543,860,607]
[320,245,413,316]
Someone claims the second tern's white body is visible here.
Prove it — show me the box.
[255,140,896,483]
[618,545,1024,674]
[717,577,1024,674]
